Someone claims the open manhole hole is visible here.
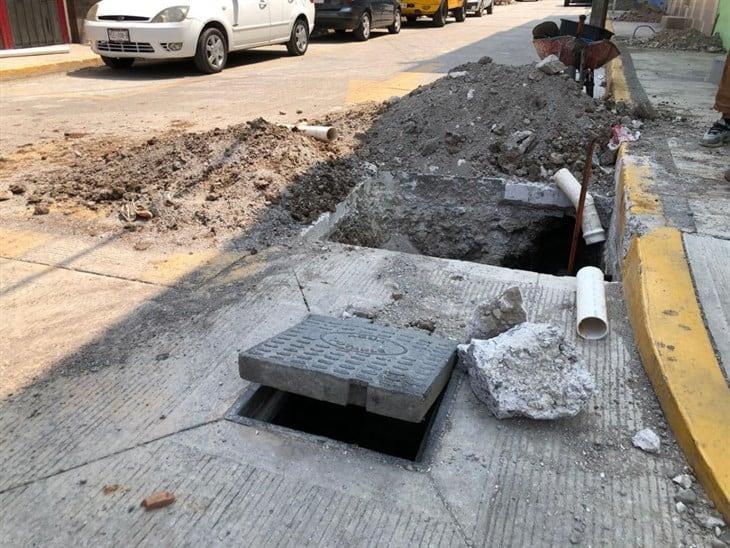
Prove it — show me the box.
[310,172,613,278]
[228,383,450,462]
[230,315,458,462]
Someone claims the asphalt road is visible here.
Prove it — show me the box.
[0,1,588,154]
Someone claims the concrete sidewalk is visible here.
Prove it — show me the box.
[606,21,730,522]
[0,44,101,80]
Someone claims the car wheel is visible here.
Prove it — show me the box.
[353,11,371,41]
[286,17,309,55]
[486,0,493,14]
[194,28,227,74]
[564,0,570,5]
[406,15,417,22]
[432,0,446,27]
[388,8,402,34]
[101,56,134,70]
[454,1,466,22]
[474,1,484,17]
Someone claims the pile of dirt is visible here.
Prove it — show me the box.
[361,58,619,193]
[622,28,726,52]
[614,4,663,23]
[2,106,380,246]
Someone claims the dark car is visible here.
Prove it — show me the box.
[314,0,402,41]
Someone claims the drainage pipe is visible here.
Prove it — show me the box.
[576,266,609,340]
[553,168,606,245]
[283,124,338,142]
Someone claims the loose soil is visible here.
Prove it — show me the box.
[620,28,726,53]
[1,60,620,250]
[361,59,618,194]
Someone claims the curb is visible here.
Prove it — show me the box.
[0,57,102,81]
[609,44,730,520]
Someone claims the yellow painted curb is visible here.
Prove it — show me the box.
[623,227,730,520]
[0,58,102,81]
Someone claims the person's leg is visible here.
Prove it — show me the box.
[701,54,730,147]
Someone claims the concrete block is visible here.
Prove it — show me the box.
[239,315,457,422]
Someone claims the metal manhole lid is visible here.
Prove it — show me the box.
[238,315,456,423]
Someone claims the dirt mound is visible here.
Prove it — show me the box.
[615,5,663,23]
[361,59,618,193]
[4,106,379,246]
[622,28,725,52]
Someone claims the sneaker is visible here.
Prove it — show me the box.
[701,119,730,147]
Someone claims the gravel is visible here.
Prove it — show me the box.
[620,28,726,53]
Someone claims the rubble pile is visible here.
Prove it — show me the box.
[363,58,617,192]
[615,5,663,23]
[4,105,381,241]
[622,28,726,53]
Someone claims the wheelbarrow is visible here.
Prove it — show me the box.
[532,16,620,97]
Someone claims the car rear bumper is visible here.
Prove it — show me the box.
[400,1,439,16]
[85,19,200,58]
[313,8,361,29]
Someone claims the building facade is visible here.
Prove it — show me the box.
[0,0,71,50]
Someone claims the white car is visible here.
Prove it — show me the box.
[85,0,315,73]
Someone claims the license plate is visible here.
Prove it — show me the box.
[107,29,130,43]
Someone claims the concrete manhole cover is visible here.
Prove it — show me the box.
[239,315,457,422]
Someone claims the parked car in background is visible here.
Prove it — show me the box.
[84,0,315,74]
[314,0,401,40]
[466,0,493,16]
[401,0,467,27]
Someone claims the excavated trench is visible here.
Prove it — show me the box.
[307,171,614,277]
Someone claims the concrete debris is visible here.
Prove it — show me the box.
[632,428,661,454]
[9,183,25,195]
[696,514,726,530]
[102,484,121,494]
[342,306,378,320]
[33,204,49,216]
[141,491,176,510]
[0,190,12,201]
[457,322,595,420]
[536,54,566,75]
[449,71,468,78]
[675,501,687,513]
[465,286,527,342]
[672,473,693,489]
[675,488,697,505]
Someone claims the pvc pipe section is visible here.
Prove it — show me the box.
[576,266,609,340]
[283,124,338,142]
[553,168,606,245]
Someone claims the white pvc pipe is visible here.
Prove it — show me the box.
[553,168,606,245]
[576,266,609,340]
[284,124,338,142]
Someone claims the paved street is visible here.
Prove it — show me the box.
[0,1,588,154]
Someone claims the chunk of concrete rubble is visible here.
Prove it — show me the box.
[465,286,527,342]
[672,473,693,489]
[632,428,661,454]
[457,322,595,419]
[696,513,726,530]
[536,54,567,75]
